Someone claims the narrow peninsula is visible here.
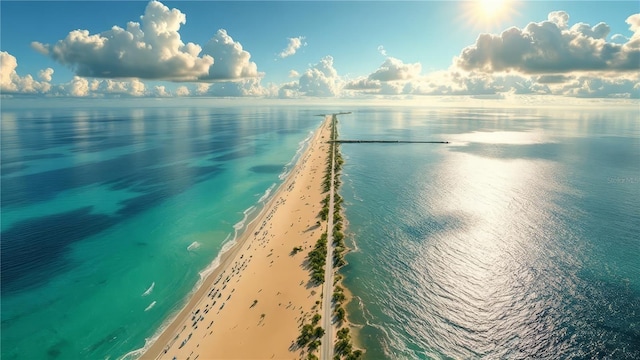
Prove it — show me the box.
[143,114,359,360]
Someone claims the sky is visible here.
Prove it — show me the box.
[1,1,639,100]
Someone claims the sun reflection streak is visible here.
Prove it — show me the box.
[416,148,572,356]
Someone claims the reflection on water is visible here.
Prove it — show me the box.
[340,107,640,359]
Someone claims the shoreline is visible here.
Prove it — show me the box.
[141,115,333,359]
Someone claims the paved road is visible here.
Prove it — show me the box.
[320,115,336,360]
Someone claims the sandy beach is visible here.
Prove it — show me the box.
[142,115,332,359]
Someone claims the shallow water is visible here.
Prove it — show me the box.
[1,104,319,359]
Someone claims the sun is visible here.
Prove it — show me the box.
[461,0,518,30]
[478,0,507,19]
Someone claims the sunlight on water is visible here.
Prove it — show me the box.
[339,106,640,359]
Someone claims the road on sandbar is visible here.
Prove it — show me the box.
[321,115,336,360]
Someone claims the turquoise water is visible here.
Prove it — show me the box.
[1,103,321,359]
[338,107,640,359]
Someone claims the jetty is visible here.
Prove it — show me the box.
[331,140,449,144]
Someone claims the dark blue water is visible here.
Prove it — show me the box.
[338,106,640,359]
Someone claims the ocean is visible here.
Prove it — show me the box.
[1,101,638,360]
[0,101,321,360]
[337,106,640,359]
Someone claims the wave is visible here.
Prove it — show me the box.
[142,282,155,297]
[233,206,256,232]
[144,301,156,312]
[187,241,201,251]
[258,183,276,204]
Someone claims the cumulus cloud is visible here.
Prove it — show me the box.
[279,36,306,58]
[555,75,639,98]
[278,81,301,98]
[298,55,342,96]
[66,76,90,97]
[288,69,300,78]
[203,78,269,97]
[38,68,54,82]
[277,55,344,97]
[1,51,53,94]
[455,11,640,74]
[175,85,190,96]
[200,29,260,80]
[96,79,146,96]
[625,14,640,48]
[368,57,422,81]
[377,45,388,56]
[154,86,170,97]
[54,77,148,97]
[351,68,638,99]
[344,77,381,90]
[195,83,211,95]
[31,1,261,82]
[32,1,213,80]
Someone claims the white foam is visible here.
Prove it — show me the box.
[187,241,201,251]
[233,206,256,231]
[258,183,276,203]
[198,253,222,281]
[142,282,155,297]
[144,301,156,312]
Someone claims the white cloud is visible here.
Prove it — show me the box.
[155,85,170,97]
[455,11,640,74]
[344,77,381,90]
[279,36,306,58]
[175,85,190,96]
[288,69,300,78]
[298,55,342,96]
[203,78,269,97]
[1,51,52,94]
[555,75,639,98]
[67,76,90,97]
[277,56,344,97]
[38,68,54,82]
[31,1,262,82]
[100,79,147,96]
[195,83,211,95]
[32,1,214,81]
[278,81,301,98]
[625,14,640,49]
[130,79,146,96]
[200,29,260,81]
[377,45,387,56]
[351,68,638,99]
[368,57,422,81]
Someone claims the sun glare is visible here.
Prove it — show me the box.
[461,0,517,30]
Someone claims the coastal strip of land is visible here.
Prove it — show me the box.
[143,115,333,359]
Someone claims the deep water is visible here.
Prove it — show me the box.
[338,106,640,359]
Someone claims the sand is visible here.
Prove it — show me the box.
[142,115,332,360]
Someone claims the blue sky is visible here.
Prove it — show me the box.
[1,1,639,99]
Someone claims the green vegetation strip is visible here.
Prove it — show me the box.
[329,116,362,360]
